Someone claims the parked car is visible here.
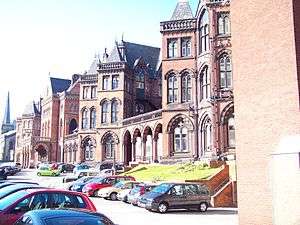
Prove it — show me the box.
[37,166,60,177]
[117,188,132,202]
[127,183,157,205]
[73,164,90,174]
[97,181,141,200]
[82,175,136,197]
[0,167,7,180]
[14,208,117,225]
[95,161,125,172]
[0,183,44,200]
[0,166,19,176]
[58,164,75,173]
[70,176,103,192]
[0,188,97,225]
[63,170,99,183]
[138,182,211,213]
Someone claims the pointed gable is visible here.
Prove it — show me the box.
[171,0,194,21]
[50,77,71,94]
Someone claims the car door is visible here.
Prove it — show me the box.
[184,184,202,208]
[6,193,49,224]
[167,184,186,209]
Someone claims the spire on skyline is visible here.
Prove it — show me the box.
[2,92,11,125]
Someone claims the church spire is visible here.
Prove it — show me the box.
[2,92,11,125]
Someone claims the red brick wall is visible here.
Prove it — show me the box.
[213,181,235,207]
[231,0,300,224]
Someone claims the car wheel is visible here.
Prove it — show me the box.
[199,202,208,212]
[110,192,117,201]
[52,172,56,176]
[158,202,168,213]
[37,172,41,176]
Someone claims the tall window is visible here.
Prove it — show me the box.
[105,135,115,159]
[181,74,192,103]
[85,144,94,161]
[219,54,232,88]
[199,10,209,53]
[111,101,118,123]
[174,126,188,153]
[112,75,119,90]
[200,67,210,101]
[101,101,109,124]
[83,87,89,99]
[103,76,109,90]
[82,109,88,129]
[181,38,192,57]
[136,73,144,89]
[168,39,178,58]
[218,13,230,35]
[90,108,96,129]
[168,75,178,103]
[91,86,97,99]
[202,119,212,153]
[228,117,235,148]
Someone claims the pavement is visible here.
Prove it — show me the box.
[6,169,239,225]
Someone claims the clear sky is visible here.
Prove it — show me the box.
[0,0,198,122]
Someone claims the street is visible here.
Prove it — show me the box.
[7,169,238,225]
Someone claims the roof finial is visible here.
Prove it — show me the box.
[121,32,124,42]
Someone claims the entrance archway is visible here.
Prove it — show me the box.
[35,144,48,162]
[123,131,132,165]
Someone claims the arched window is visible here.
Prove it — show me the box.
[168,75,178,103]
[69,119,78,134]
[202,118,212,153]
[168,39,178,58]
[111,100,118,123]
[101,101,109,124]
[218,14,230,35]
[228,117,235,148]
[181,74,191,102]
[105,135,115,159]
[90,108,96,129]
[174,126,188,153]
[219,54,232,88]
[82,109,88,129]
[83,139,94,161]
[181,38,192,57]
[200,67,210,101]
[199,10,209,53]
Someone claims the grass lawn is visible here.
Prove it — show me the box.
[122,163,220,182]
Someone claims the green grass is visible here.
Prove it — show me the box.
[122,163,220,182]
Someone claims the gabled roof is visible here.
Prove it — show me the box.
[50,77,71,94]
[87,57,101,75]
[104,41,161,78]
[22,101,40,117]
[171,0,194,21]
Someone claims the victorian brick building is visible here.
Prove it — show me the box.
[16,0,235,168]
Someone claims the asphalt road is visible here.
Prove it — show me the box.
[7,169,238,225]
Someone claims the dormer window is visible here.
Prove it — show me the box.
[168,39,178,58]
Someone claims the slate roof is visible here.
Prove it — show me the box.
[105,41,161,78]
[50,77,71,94]
[22,101,40,116]
[87,57,101,75]
[170,0,194,21]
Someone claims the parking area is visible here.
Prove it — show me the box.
[7,169,238,225]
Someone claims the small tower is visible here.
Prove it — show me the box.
[1,92,14,134]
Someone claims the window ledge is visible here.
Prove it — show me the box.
[163,56,195,61]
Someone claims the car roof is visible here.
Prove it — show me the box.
[21,188,82,195]
[27,208,106,219]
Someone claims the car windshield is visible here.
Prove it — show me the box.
[0,184,35,199]
[89,177,105,183]
[44,216,111,225]
[76,177,94,183]
[130,186,142,194]
[0,190,28,210]
[151,184,172,194]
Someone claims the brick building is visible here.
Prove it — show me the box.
[16,0,235,168]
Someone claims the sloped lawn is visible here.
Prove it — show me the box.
[123,163,220,182]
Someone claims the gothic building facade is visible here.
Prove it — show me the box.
[16,0,235,167]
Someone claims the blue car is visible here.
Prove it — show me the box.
[71,176,104,192]
[14,208,117,225]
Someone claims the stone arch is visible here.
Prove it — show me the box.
[153,123,163,162]
[199,114,213,157]
[164,69,180,80]
[101,131,120,161]
[69,118,78,134]
[179,68,196,78]
[220,103,235,153]
[167,114,194,133]
[81,136,96,162]
[123,130,132,165]
[216,49,232,60]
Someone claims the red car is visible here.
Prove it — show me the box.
[0,188,96,225]
[82,175,135,197]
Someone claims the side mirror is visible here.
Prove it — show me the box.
[12,206,27,214]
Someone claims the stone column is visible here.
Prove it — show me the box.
[142,138,147,161]
[153,138,158,162]
[131,140,136,162]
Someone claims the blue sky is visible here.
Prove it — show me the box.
[0,0,198,121]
